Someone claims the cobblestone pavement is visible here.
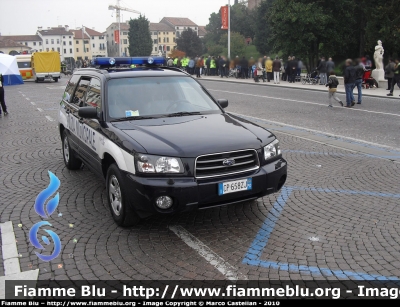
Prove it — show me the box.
[0,79,399,281]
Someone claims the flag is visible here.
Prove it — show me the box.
[221,6,229,30]
[114,30,120,44]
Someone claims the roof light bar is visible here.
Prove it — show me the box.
[92,57,165,67]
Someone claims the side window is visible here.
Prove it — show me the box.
[62,75,80,103]
[85,78,101,109]
[71,78,90,107]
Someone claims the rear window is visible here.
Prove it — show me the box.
[17,61,31,68]
[107,76,220,119]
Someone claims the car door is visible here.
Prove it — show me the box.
[77,77,103,175]
[60,75,81,153]
[68,77,91,159]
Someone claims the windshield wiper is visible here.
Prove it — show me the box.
[111,116,157,122]
[165,112,201,117]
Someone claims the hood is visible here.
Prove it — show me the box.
[112,113,275,157]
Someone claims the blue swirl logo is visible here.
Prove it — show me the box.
[29,171,62,262]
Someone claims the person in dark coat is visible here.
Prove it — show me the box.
[289,56,298,83]
[317,57,328,85]
[344,59,357,107]
[240,56,248,79]
[219,56,227,78]
[0,73,9,116]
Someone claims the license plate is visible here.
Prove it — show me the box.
[218,178,252,196]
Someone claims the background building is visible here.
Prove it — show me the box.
[0,37,31,55]
[0,35,42,53]
[84,27,107,58]
[37,26,74,60]
[149,23,176,56]
[106,22,130,57]
[71,29,91,61]
[160,17,198,39]
[198,26,207,39]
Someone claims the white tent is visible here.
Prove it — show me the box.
[0,54,23,85]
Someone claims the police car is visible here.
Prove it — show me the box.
[58,57,287,226]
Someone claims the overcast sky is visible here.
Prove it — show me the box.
[0,0,232,35]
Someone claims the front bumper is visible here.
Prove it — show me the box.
[124,158,287,218]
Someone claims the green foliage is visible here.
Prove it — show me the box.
[128,15,153,57]
[219,32,246,58]
[176,28,203,58]
[254,0,275,55]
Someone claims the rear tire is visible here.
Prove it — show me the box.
[35,78,38,83]
[62,131,82,170]
[54,77,59,83]
[106,164,141,227]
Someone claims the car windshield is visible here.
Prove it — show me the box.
[107,76,221,120]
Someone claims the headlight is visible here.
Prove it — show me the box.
[136,154,183,173]
[263,139,281,161]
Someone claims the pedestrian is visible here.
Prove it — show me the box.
[205,56,211,76]
[255,58,265,82]
[385,58,395,90]
[273,56,281,84]
[387,58,400,96]
[297,58,303,80]
[195,57,202,78]
[240,56,248,79]
[0,73,9,116]
[210,57,216,76]
[289,56,298,83]
[219,56,227,78]
[248,57,255,78]
[326,57,335,74]
[354,58,364,104]
[167,57,173,67]
[265,57,273,82]
[344,59,356,107]
[326,71,343,107]
[317,57,328,85]
[188,57,195,75]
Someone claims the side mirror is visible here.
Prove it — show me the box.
[78,107,98,119]
[217,99,228,109]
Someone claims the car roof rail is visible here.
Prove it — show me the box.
[159,66,190,76]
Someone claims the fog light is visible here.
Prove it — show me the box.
[156,196,173,209]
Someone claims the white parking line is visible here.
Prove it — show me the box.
[0,222,21,276]
[169,225,247,280]
[25,98,30,101]
[37,108,43,112]
[209,89,400,118]
[30,102,36,105]
[45,116,54,122]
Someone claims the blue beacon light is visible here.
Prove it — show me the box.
[92,57,165,67]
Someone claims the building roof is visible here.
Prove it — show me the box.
[84,27,104,36]
[149,23,175,32]
[0,37,31,49]
[198,26,207,36]
[71,30,90,39]
[107,23,130,31]
[1,35,41,42]
[38,27,73,36]
[160,17,197,27]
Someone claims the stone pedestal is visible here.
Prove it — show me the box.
[372,69,385,82]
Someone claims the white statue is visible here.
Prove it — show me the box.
[373,40,384,70]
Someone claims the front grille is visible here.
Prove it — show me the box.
[195,149,260,179]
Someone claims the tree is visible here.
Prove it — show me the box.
[128,15,152,56]
[253,0,275,55]
[230,3,256,40]
[176,28,203,57]
[168,49,186,59]
[220,32,246,58]
[204,12,224,46]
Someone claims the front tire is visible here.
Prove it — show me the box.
[62,131,82,170]
[106,164,141,227]
[54,77,59,83]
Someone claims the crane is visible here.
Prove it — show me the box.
[108,0,140,56]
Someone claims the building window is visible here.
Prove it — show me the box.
[63,41,66,45]
[40,49,42,51]
[33,42,36,46]
[46,48,49,51]
[154,47,157,51]
[84,40,89,44]
[92,43,95,48]
[167,38,169,43]
[173,32,175,35]
[51,48,54,51]
[158,38,161,43]
[51,39,54,44]
[25,42,28,45]
[123,32,128,35]
[76,40,79,44]
[123,39,127,44]
[39,42,42,45]
[76,48,79,52]
[153,39,157,44]
[163,38,166,43]
[91,36,94,39]
[64,49,67,54]
[167,46,170,51]
[69,41,72,45]
[86,48,89,52]
[70,48,72,53]
[63,36,65,39]
[46,39,48,44]
[69,36,71,38]
[57,39,60,44]
[57,47,60,52]
[159,32,161,35]
[163,32,165,35]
